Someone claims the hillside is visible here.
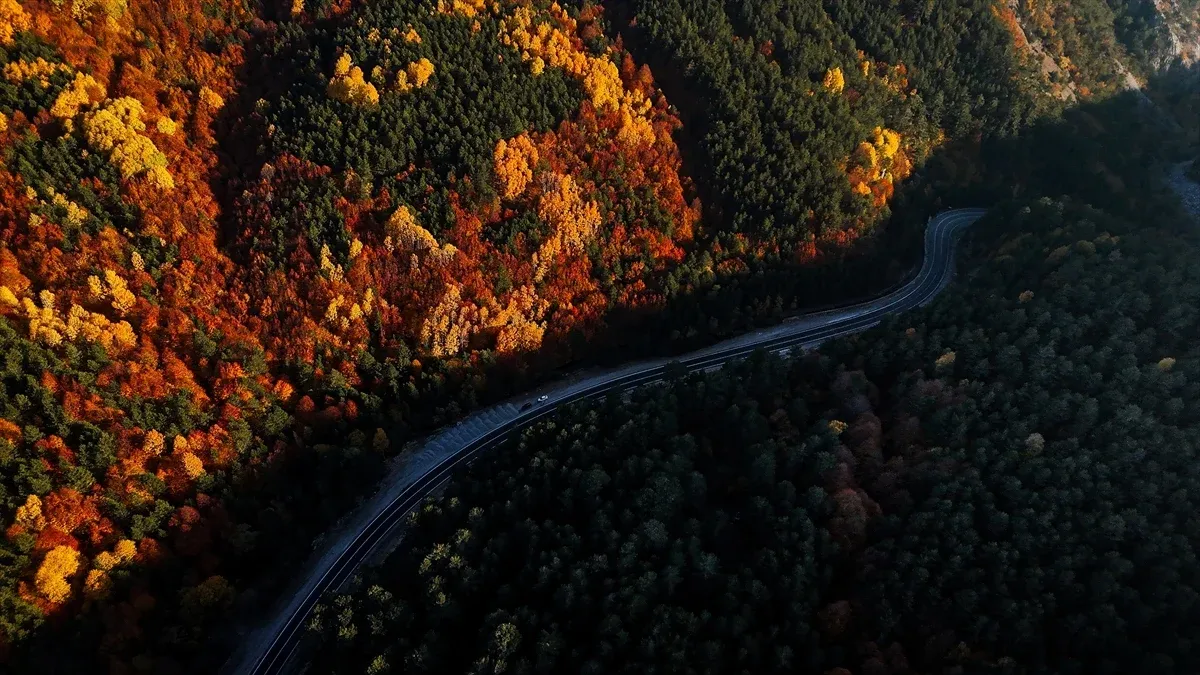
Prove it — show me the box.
[990,0,1200,100]
[0,0,1196,672]
[306,197,1200,674]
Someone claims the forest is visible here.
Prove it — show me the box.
[0,0,1196,671]
[308,196,1200,674]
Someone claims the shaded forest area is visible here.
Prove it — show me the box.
[307,195,1200,674]
[0,0,1196,672]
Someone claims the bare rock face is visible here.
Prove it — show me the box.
[1156,0,1200,66]
[1001,0,1200,102]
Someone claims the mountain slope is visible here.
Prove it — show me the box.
[305,197,1200,674]
[0,0,1195,671]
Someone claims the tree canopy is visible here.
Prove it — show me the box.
[310,196,1200,674]
[0,0,1195,670]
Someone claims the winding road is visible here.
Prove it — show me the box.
[229,207,987,675]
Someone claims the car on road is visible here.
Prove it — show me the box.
[520,396,548,411]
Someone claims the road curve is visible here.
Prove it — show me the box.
[230,207,987,675]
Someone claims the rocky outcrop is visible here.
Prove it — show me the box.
[1002,0,1198,101]
[1155,0,1200,65]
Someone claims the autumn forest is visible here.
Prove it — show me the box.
[0,0,1198,672]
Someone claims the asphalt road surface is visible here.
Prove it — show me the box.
[230,207,987,675]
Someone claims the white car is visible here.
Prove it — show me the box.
[537,395,549,402]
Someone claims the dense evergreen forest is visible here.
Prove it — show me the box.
[0,0,1196,671]
[309,196,1200,674]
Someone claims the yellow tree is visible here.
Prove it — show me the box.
[0,285,17,310]
[14,494,46,531]
[82,98,174,189]
[50,73,104,121]
[4,58,70,86]
[437,0,487,16]
[872,126,901,160]
[394,59,434,93]
[178,451,205,478]
[493,134,539,200]
[21,290,67,346]
[935,351,957,371]
[386,205,439,251]
[0,0,31,46]
[616,105,655,148]
[822,67,845,94]
[533,174,602,280]
[537,174,600,251]
[494,286,549,353]
[856,142,879,171]
[43,188,90,228]
[199,86,225,109]
[582,57,623,112]
[407,58,435,87]
[420,284,478,358]
[113,539,136,562]
[65,303,138,354]
[83,569,112,599]
[328,54,380,106]
[36,545,82,604]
